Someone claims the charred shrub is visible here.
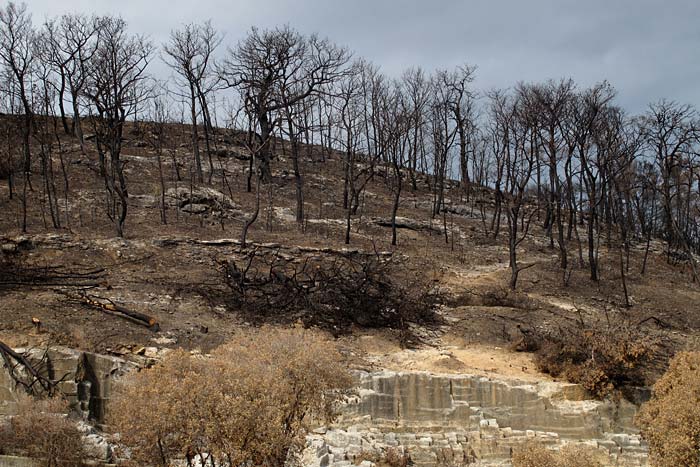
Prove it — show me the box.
[0,153,22,179]
[221,249,443,342]
[382,447,410,467]
[531,319,655,398]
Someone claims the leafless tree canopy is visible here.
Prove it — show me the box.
[1,0,700,294]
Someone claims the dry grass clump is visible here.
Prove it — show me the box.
[0,393,85,467]
[636,351,700,467]
[512,443,606,467]
[531,320,655,398]
[111,326,352,467]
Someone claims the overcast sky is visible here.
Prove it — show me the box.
[21,0,700,114]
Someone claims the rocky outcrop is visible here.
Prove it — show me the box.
[0,346,136,425]
[165,186,243,217]
[305,371,648,467]
[1,347,650,466]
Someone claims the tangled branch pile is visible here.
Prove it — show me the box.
[221,249,442,341]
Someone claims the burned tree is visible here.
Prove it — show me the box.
[221,25,349,181]
[430,70,459,220]
[335,61,384,244]
[640,100,700,268]
[445,65,477,197]
[163,21,222,184]
[384,81,411,246]
[0,1,36,232]
[42,13,99,151]
[401,67,431,190]
[489,89,537,290]
[535,79,574,272]
[84,17,153,237]
[562,82,616,281]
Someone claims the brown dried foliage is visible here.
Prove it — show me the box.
[636,351,700,467]
[512,443,606,467]
[532,319,655,398]
[111,326,353,467]
[382,447,410,467]
[0,394,85,467]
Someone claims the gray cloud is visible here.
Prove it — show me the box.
[22,0,700,113]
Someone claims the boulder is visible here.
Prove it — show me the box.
[166,186,242,217]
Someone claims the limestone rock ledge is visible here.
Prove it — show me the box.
[0,346,137,424]
[304,371,648,467]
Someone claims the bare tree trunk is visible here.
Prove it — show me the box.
[189,83,203,183]
[241,168,261,247]
[390,161,402,246]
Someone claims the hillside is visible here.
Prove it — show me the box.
[1,117,698,388]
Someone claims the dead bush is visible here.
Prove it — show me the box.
[111,326,352,467]
[221,249,443,343]
[0,393,85,467]
[557,445,608,467]
[512,443,559,467]
[382,447,410,467]
[636,351,700,467]
[512,443,606,467]
[532,319,655,398]
[355,447,409,467]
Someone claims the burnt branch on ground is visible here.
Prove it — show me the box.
[58,291,160,331]
[0,240,105,290]
[220,248,444,344]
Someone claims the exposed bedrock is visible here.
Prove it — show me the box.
[0,346,136,425]
[305,371,648,467]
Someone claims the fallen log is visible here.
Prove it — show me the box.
[372,216,442,234]
[74,292,160,331]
